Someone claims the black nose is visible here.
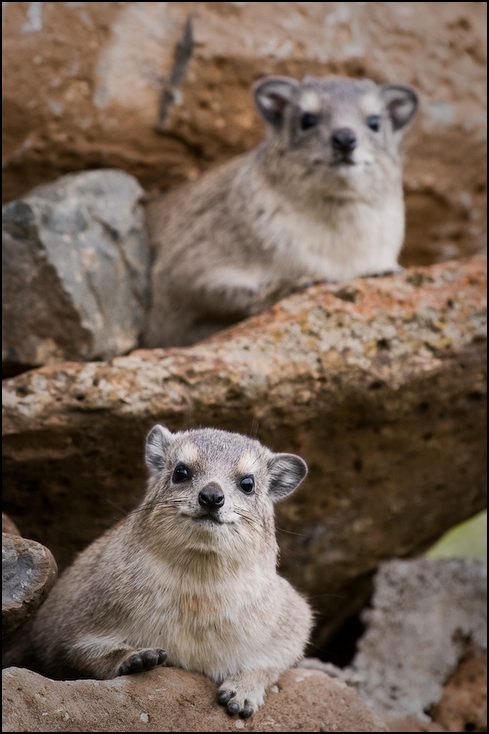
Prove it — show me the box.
[198,483,225,511]
[331,127,357,153]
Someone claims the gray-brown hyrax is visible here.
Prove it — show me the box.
[143,74,418,347]
[5,426,312,719]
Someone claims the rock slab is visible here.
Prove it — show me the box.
[2,533,58,640]
[2,256,487,643]
[2,169,150,373]
[1,666,388,733]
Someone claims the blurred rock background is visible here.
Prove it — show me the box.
[2,2,486,265]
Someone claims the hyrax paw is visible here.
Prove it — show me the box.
[217,689,254,718]
[217,679,266,719]
[118,648,167,676]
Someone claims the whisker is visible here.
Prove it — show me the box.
[276,526,309,537]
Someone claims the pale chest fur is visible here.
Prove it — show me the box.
[251,185,405,282]
[119,552,282,682]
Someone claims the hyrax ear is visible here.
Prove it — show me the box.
[380,84,418,134]
[253,76,299,129]
[267,452,308,501]
[145,424,174,475]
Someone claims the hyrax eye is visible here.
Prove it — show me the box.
[367,115,381,132]
[300,112,317,131]
[239,476,255,494]
[172,463,192,483]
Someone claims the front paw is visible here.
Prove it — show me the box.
[118,648,167,676]
[217,675,267,719]
[217,689,254,719]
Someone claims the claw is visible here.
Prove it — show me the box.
[217,690,231,705]
[118,648,167,676]
[226,701,240,716]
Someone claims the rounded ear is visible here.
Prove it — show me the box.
[267,452,308,501]
[252,76,299,129]
[145,424,174,475]
[380,84,418,133]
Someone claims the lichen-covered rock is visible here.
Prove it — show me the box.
[348,558,487,721]
[2,534,58,640]
[2,169,150,373]
[2,3,486,265]
[2,256,486,642]
[1,666,389,733]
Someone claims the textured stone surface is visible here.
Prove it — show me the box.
[428,650,487,733]
[2,534,58,640]
[385,717,447,732]
[2,256,486,643]
[302,558,487,731]
[1,665,388,733]
[348,558,487,721]
[2,2,487,266]
[2,169,150,372]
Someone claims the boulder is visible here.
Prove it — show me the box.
[302,558,487,730]
[2,2,487,266]
[2,255,486,642]
[1,665,388,733]
[428,649,487,733]
[348,558,487,721]
[2,169,150,374]
[2,533,57,640]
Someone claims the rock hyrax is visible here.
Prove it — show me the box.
[143,74,418,348]
[9,425,312,718]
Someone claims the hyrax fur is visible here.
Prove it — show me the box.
[143,74,418,348]
[10,426,313,718]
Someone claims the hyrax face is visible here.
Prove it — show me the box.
[253,74,418,198]
[143,425,307,556]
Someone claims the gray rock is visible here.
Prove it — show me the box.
[2,534,58,640]
[2,169,150,372]
[347,558,487,721]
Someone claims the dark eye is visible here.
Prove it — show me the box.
[239,476,255,494]
[300,112,317,131]
[172,463,191,483]
[367,115,380,132]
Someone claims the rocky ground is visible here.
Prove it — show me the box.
[3,532,486,732]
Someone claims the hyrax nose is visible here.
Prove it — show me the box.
[331,127,357,153]
[198,482,225,511]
